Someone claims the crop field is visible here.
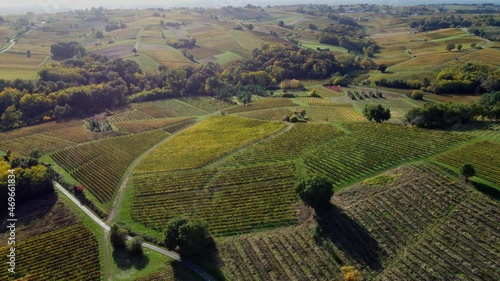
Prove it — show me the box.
[237,107,294,121]
[461,48,500,66]
[0,120,83,141]
[217,226,345,281]
[0,223,100,281]
[306,107,366,123]
[134,116,284,173]
[42,124,123,143]
[163,119,198,134]
[107,109,154,123]
[448,121,500,139]
[224,123,343,166]
[189,46,222,60]
[223,98,297,114]
[295,97,333,106]
[436,141,500,185]
[132,162,297,235]
[389,52,460,72]
[113,117,193,133]
[334,164,499,280]
[137,260,201,281]
[420,29,465,40]
[51,130,168,203]
[229,30,266,51]
[0,134,75,155]
[178,96,232,112]
[91,41,136,59]
[141,47,195,67]
[304,123,472,187]
[132,99,208,117]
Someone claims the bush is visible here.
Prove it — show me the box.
[460,163,475,180]
[409,90,424,100]
[290,114,299,123]
[309,90,321,98]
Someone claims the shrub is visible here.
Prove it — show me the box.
[410,90,424,100]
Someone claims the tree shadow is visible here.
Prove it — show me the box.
[0,192,57,227]
[195,238,226,281]
[314,204,386,271]
[112,248,149,270]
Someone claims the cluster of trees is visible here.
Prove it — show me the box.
[317,17,378,55]
[408,15,500,40]
[105,22,127,32]
[50,41,86,59]
[433,63,499,95]
[363,104,391,122]
[375,78,422,89]
[164,217,212,258]
[84,115,113,132]
[110,225,144,256]
[0,150,54,216]
[166,38,196,49]
[406,91,499,129]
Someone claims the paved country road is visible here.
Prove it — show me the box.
[53,181,216,281]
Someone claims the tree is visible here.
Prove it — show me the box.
[278,20,285,27]
[110,224,128,249]
[445,42,455,51]
[377,64,387,73]
[457,44,463,51]
[295,176,333,210]
[409,90,424,100]
[470,42,476,48]
[26,50,31,58]
[308,23,318,30]
[127,236,144,256]
[363,104,391,122]
[95,30,104,38]
[460,164,475,180]
[341,266,361,281]
[132,47,138,54]
[247,24,254,31]
[164,217,210,257]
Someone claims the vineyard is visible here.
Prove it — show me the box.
[137,261,202,281]
[0,223,100,281]
[179,96,233,112]
[132,162,298,236]
[51,130,169,203]
[113,117,194,133]
[0,120,83,141]
[42,124,124,143]
[163,119,198,134]
[0,134,75,155]
[306,107,366,123]
[436,140,500,185]
[448,121,500,139]
[134,116,284,173]
[217,226,346,281]
[107,109,154,123]
[224,123,343,167]
[237,108,293,121]
[295,97,334,106]
[132,99,208,118]
[304,123,472,187]
[223,98,297,114]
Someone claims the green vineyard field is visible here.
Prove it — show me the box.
[0,223,100,281]
[51,130,169,203]
[304,123,472,187]
[132,162,297,236]
[436,140,500,185]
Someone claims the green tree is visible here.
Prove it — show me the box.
[1,105,24,130]
[127,236,144,256]
[110,224,128,249]
[460,164,475,180]
[377,64,387,73]
[278,20,285,27]
[132,47,138,54]
[164,217,210,257]
[295,176,333,210]
[247,24,254,30]
[456,44,463,51]
[445,42,455,51]
[363,104,391,122]
[26,50,31,58]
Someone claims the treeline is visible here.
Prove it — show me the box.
[0,150,54,217]
[374,63,499,95]
[318,20,378,54]
[409,15,500,41]
[167,38,197,49]
[406,91,500,129]
[0,41,349,130]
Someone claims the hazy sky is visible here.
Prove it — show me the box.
[0,0,488,13]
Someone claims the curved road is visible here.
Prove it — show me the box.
[54,181,216,281]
